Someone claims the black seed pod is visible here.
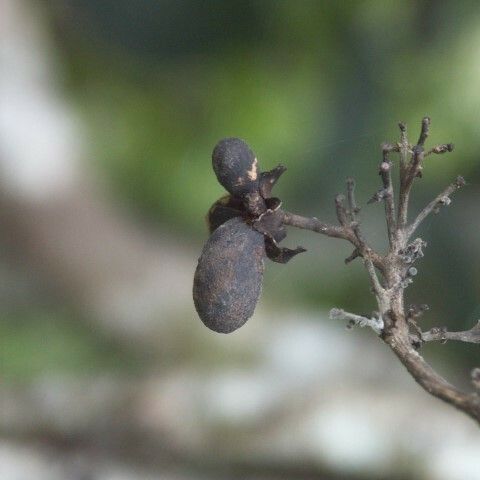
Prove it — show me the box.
[193,217,265,333]
[212,138,259,196]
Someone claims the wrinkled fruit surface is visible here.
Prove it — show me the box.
[193,217,265,333]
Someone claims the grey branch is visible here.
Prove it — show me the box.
[364,256,384,297]
[335,194,348,226]
[282,117,480,425]
[346,177,359,221]
[398,117,429,229]
[379,146,396,247]
[406,176,466,239]
[329,308,384,335]
[421,321,480,344]
[282,211,350,239]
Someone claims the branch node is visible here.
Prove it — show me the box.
[345,248,361,264]
[400,277,414,288]
[411,145,425,177]
[379,161,391,173]
[407,304,429,321]
[399,238,426,264]
[350,222,370,255]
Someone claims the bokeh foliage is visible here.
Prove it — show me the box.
[32,0,480,371]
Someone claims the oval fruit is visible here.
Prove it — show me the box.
[212,138,259,196]
[193,217,265,333]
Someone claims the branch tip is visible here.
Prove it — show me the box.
[329,308,384,334]
[417,116,431,146]
[335,194,348,226]
[426,143,455,156]
[421,321,480,344]
[455,175,466,187]
[346,177,360,220]
[407,177,466,239]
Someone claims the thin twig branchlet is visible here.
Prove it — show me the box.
[346,177,359,222]
[421,321,480,344]
[407,175,466,240]
[281,211,385,271]
[379,145,396,247]
[398,117,431,230]
[335,194,348,226]
[425,143,454,156]
[417,116,430,147]
[281,117,480,425]
[329,308,384,335]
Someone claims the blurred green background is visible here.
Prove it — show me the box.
[1,1,479,479]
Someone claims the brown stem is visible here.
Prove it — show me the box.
[384,329,480,424]
[282,118,478,425]
[282,211,350,239]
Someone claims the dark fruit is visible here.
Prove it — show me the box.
[193,217,265,333]
[212,138,259,196]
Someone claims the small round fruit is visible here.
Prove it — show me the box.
[193,217,265,333]
[212,138,259,196]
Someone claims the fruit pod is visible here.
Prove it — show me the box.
[193,217,265,333]
[212,138,259,196]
